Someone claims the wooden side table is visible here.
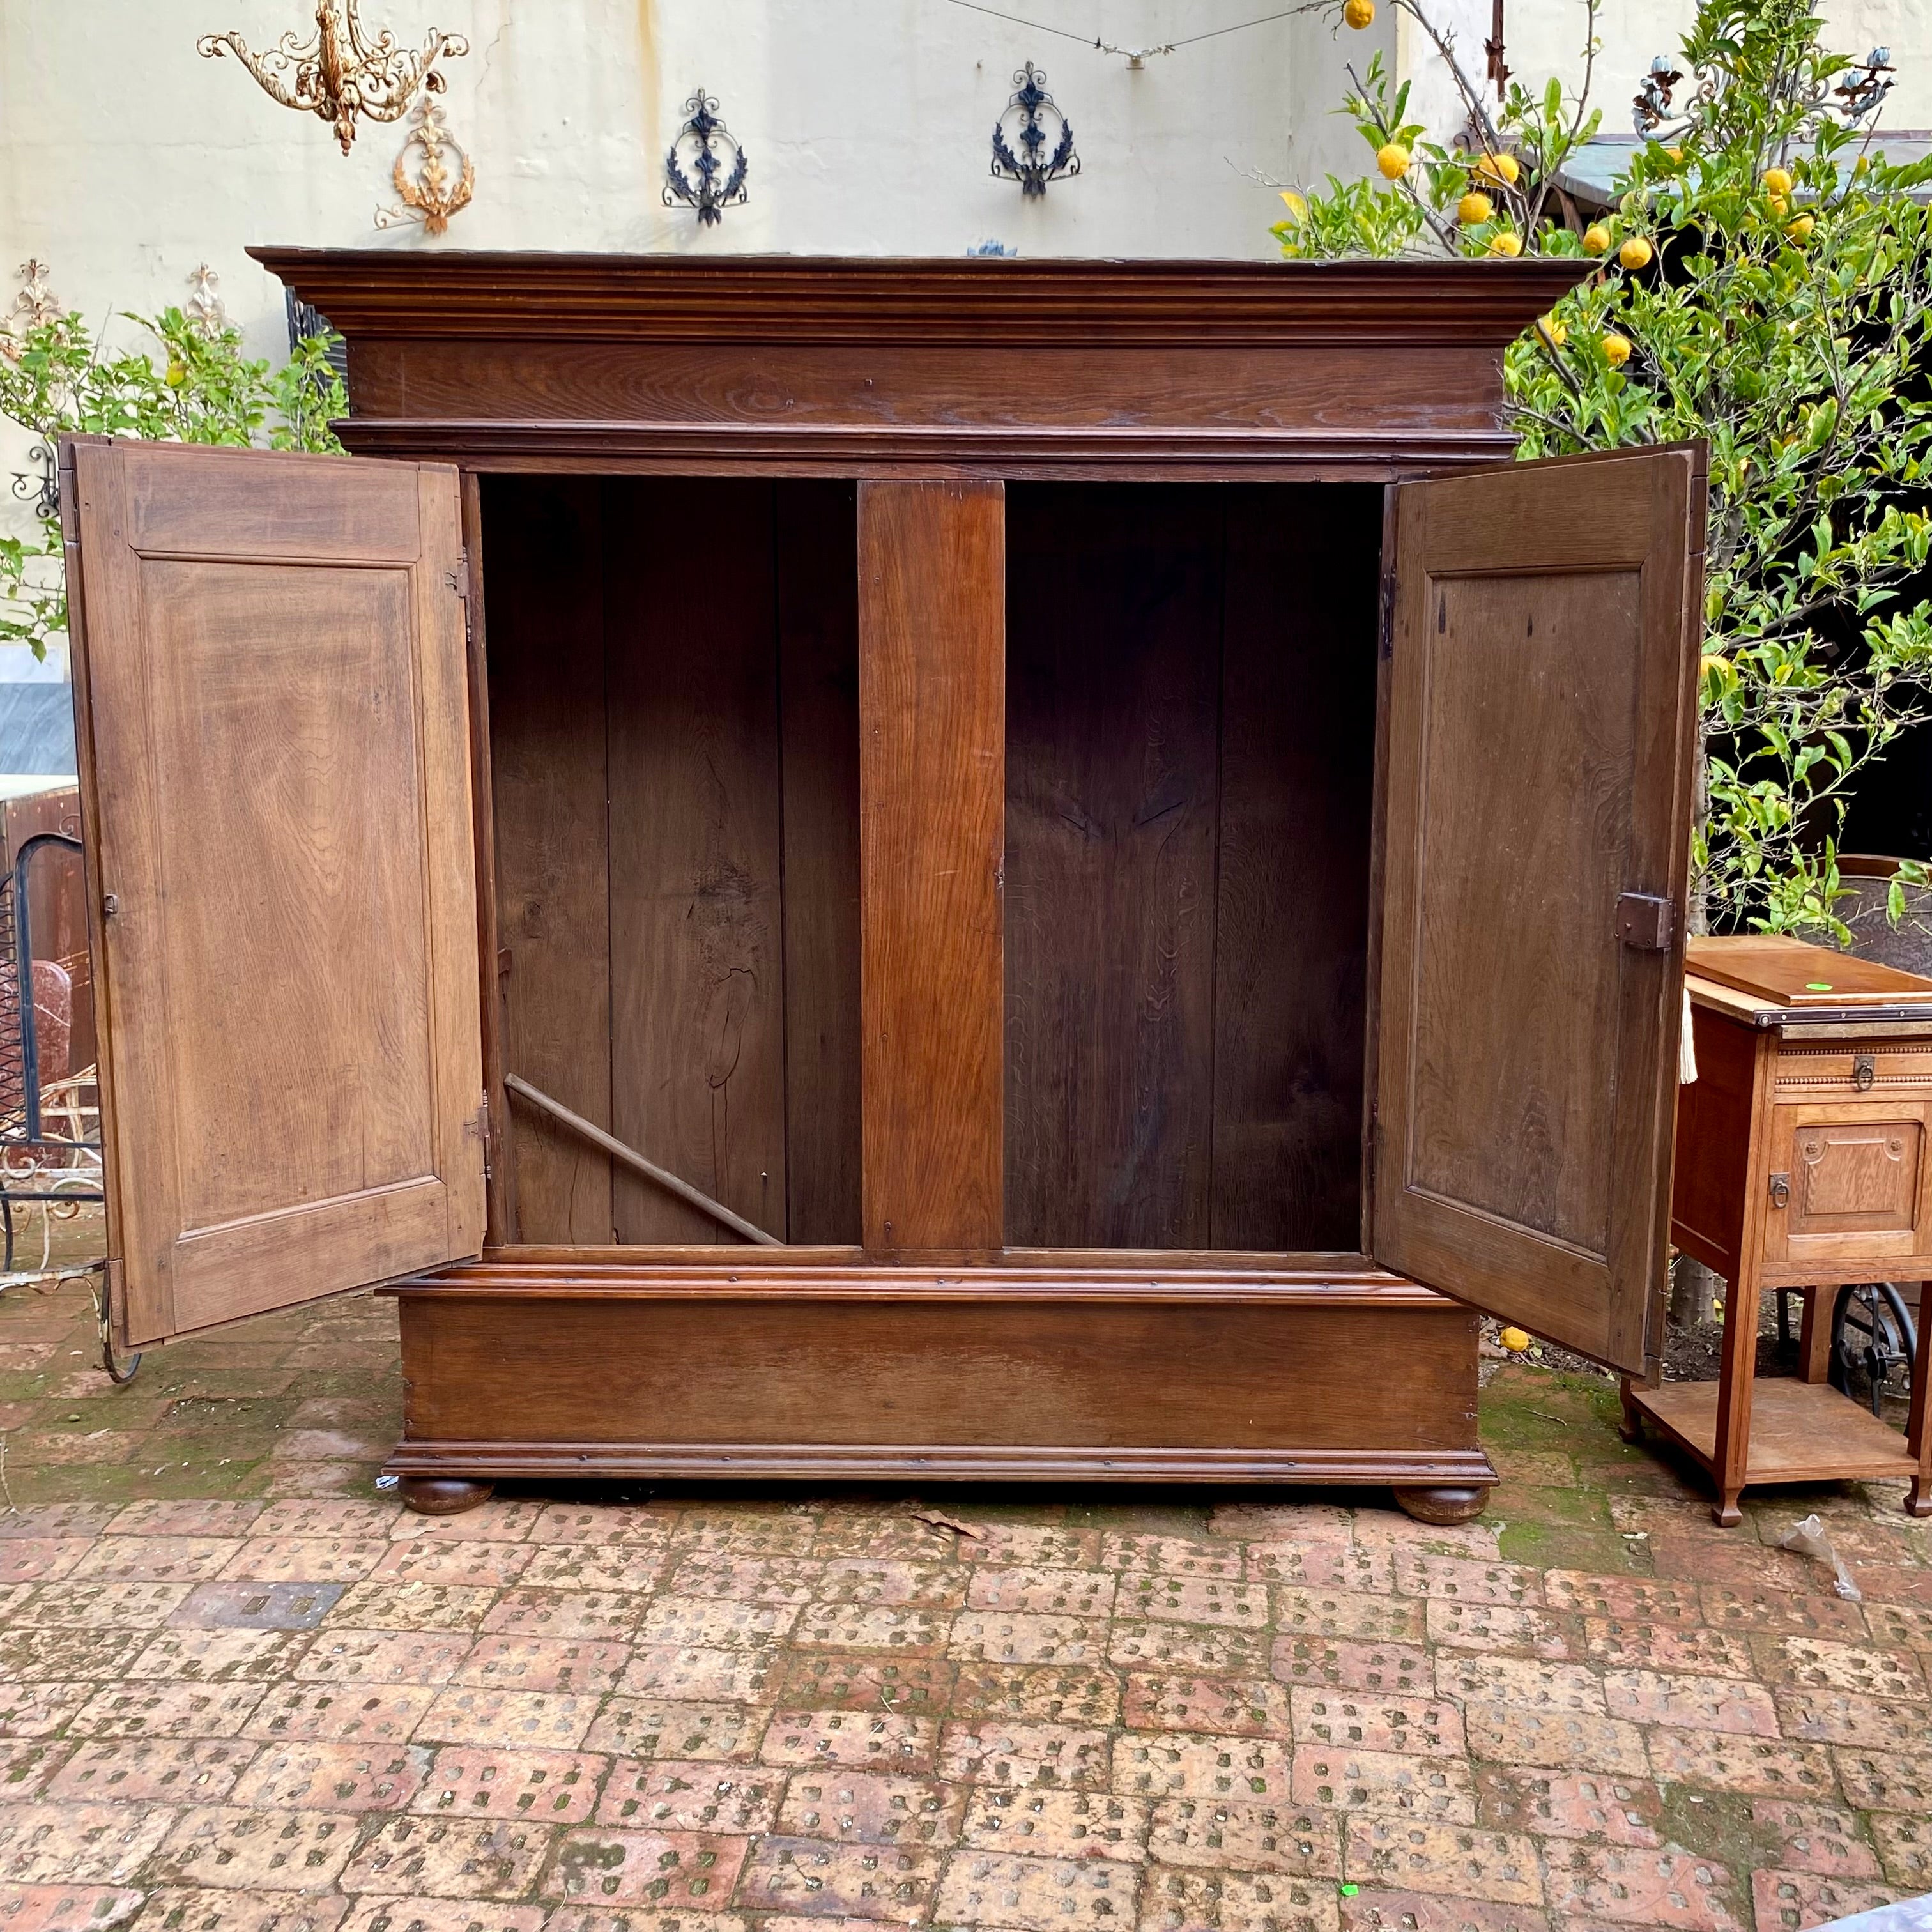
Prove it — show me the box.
[1622,934,1932,1525]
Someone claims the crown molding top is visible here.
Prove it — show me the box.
[251,248,1591,348]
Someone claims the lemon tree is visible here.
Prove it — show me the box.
[0,279,345,663]
[1278,0,1932,937]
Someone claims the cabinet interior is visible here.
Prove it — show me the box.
[480,476,1381,1254]
[1004,483,1381,1250]
[481,476,863,1248]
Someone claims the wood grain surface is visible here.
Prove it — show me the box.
[63,440,483,1347]
[858,482,1005,1255]
[1373,446,1703,1377]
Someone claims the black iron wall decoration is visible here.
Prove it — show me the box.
[664,89,749,227]
[992,63,1079,197]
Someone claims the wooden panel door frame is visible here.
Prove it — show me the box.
[63,437,486,1349]
[1367,442,1706,1380]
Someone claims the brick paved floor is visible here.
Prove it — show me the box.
[0,1273,1925,1932]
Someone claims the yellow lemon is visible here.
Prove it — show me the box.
[1583,222,1612,255]
[1458,190,1494,225]
[1786,213,1815,241]
[164,360,187,389]
[1376,142,1409,179]
[1855,153,1871,175]
[1763,165,1795,197]
[1344,0,1375,26]
[1475,152,1520,187]
[1664,144,1684,163]
[1602,332,1632,366]
[1618,235,1654,270]
[1499,1327,1533,1352]
[1487,231,1522,256]
[1699,652,1730,678]
[1768,193,1789,215]
[1537,312,1568,346]
[1279,189,1308,221]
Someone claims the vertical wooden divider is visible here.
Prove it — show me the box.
[858,481,1005,1256]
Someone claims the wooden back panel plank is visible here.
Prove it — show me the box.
[1213,485,1381,1249]
[63,440,483,1346]
[1374,446,1701,1377]
[605,479,788,1243]
[776,483,864,1244]
[1004,485,1222,1248]
[859,482,1005,1255]
[483,477,614,1243]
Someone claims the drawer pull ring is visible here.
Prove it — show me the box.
[1853,1052,1876,1091]
[1768,1171,1791,1209]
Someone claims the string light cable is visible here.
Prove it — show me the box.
[940,0,1300,62]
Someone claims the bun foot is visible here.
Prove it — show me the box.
[397,1476,495,1517]
[1905,1478,1931,1520]
[1393,1483,1489,1525]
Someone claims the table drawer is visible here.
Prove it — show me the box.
[1774,1042,1932,1100]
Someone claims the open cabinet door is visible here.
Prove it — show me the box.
[61,440,485,1349]
[1370,445,1705,1379]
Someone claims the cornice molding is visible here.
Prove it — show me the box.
[335,418,1517,471]
[251,248,1590,349]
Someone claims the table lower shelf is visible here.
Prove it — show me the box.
[1630,1376,1915,1483]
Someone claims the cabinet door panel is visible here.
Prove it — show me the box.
[62,440,484,1347]
[1372,445,1704,1377]
[1765,1102,1930,1264]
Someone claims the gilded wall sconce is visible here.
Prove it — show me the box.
[198,1,468,155]
[663,90,749,227]
[375,96,475,235]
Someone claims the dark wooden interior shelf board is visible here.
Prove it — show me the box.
[251,249,1591,348]
[1632,1377,1917,1482]
[382,1439,1501,1484]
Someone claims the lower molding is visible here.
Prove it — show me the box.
[388,1262,1492,1507]
[381,1439,1499,1486]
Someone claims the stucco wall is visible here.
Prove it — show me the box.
[0,0,1924,507]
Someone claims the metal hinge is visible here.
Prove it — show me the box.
[1377,572,1396,661]
[446,550,469,597]
[1614,892,1675,950]
[466,1092,492,1183]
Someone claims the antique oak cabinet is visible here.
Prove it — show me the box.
[59,254,1705,1518]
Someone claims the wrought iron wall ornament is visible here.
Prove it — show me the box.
[197,1,468,155]
[992,63,1079,198]
[4,263,62,519]
[663,91,749,227]
[375,95,475,234]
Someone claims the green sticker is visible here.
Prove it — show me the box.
[1805,981,1834,991]
[1339,1886,1360,1897]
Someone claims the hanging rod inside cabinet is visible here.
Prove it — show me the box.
[503,1073,781,1246]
